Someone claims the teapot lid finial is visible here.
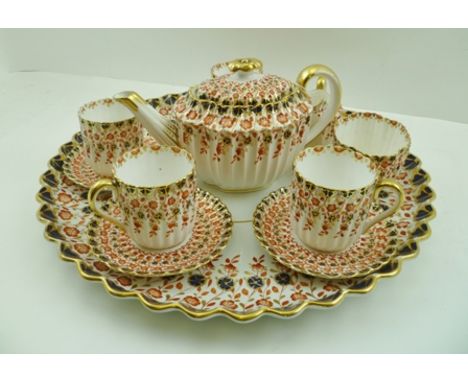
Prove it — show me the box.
[227,58,263,74]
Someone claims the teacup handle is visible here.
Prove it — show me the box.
[88,179,126,231]
[363,179,404,233]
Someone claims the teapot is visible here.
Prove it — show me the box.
[115,58,341,191]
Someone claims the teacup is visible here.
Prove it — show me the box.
[291,145,404,253]
[79,98,144,177]
[331,111,411,178]
[88,144,197,251]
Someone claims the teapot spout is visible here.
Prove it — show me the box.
[114,91,179,147]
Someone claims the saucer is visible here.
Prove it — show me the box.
[62,134,158,188]
[253,187,399,279]
[87,189,233,277]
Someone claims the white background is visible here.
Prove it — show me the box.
[1,29,468,353]
[1,29,468,123]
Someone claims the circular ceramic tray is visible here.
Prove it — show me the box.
[36,107,435,322]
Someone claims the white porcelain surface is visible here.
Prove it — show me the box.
[80,101,133,123]
[295,147,375,190]
[335,117,410,157]
[328,111,412,178]
[116,147,193,187]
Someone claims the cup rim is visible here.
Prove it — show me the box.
[293,145,379,193]
[78,98,135,125]
[112,144,195,189]
[333,111,411,159]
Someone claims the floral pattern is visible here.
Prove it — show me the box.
[178,122,305,165]
[62,142,102,188]
[177,74,312,131]
[79,98,144,175]
[87,189,232,277]
[36,112,435,321]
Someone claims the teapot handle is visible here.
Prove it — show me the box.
[211,58,263,78]
[297,64,342,144]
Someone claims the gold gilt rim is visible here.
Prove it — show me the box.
[111,143,196,190]
[86,188,233,278]
[293,145,379,194]
[333,110,412,160]
[36,127,436,323]
[253,187,402,280]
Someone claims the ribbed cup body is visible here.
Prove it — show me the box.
[116,176,196,250]
[79,99,144,177]
[290,146,377,253]
[113,146,197,251]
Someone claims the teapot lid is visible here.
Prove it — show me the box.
[174,58,313,131]
[194,59,298,108]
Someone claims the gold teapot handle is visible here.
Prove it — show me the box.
[297,64,342,144]
[211,58,263,78]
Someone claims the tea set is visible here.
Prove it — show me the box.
[37,58,435,320]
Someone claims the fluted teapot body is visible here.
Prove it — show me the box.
[115,58,342,191]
